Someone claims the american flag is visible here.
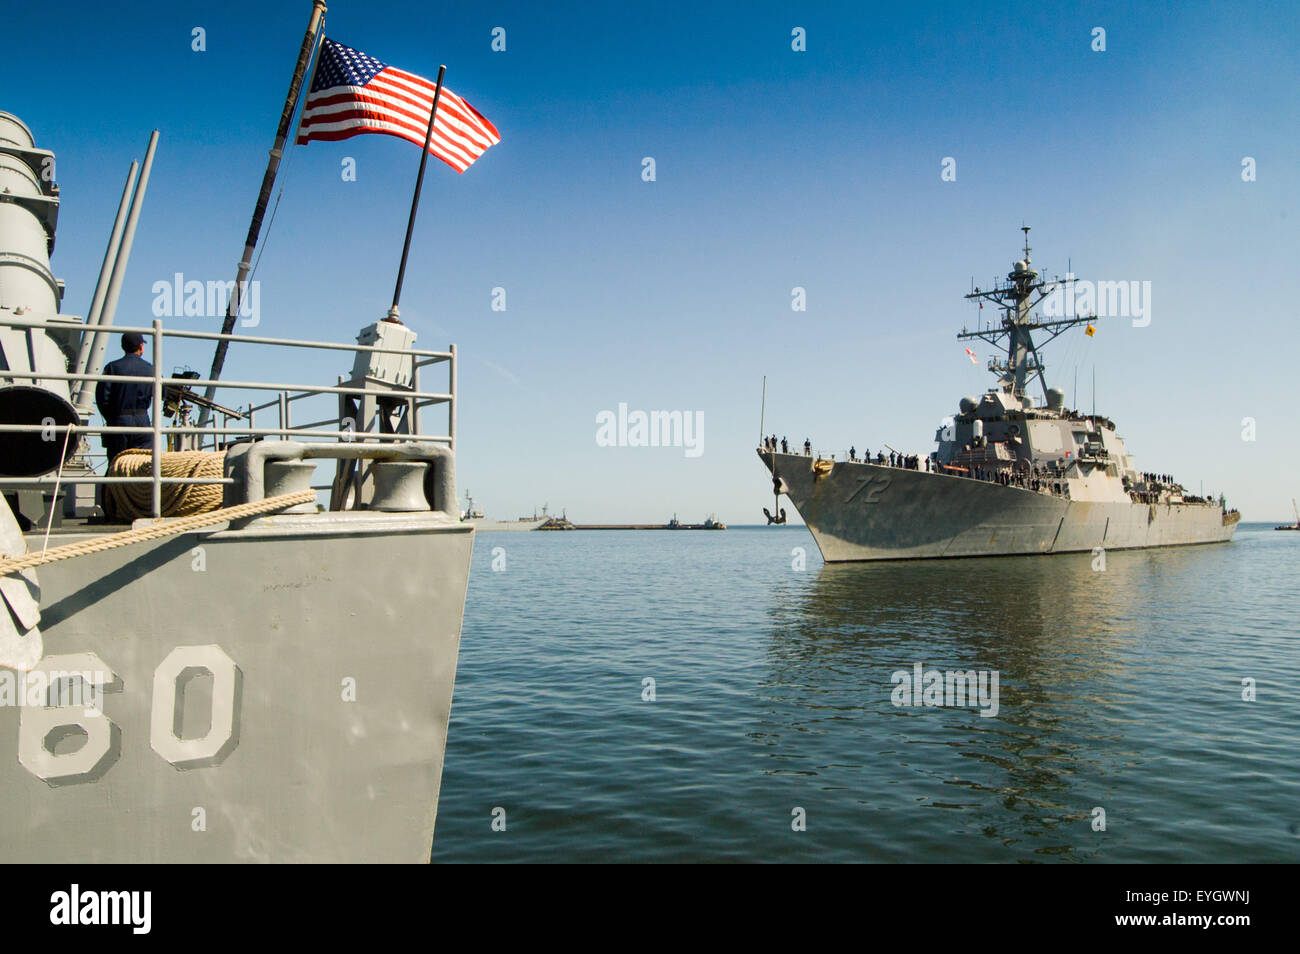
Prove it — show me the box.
[296,38,500,173]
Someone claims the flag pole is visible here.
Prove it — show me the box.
[387,64,446,323]
[199,0,327,425]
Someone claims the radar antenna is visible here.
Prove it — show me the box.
[957,226,1098,404]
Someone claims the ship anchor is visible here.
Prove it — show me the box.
[764,473,787,523]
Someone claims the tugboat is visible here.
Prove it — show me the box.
[536,508,576,530]
[666,514,727,530]
[759,228,1240,561]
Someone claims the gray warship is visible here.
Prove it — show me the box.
[0,9,475,861]
[460,492,550,531]
[760,229,1240,562]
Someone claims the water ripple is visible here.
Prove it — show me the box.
[433,525,1300,862]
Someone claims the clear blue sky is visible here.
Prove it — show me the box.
[6,0,1297,522]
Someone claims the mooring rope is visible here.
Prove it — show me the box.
[0,490,316,577]
[107,448,226,518]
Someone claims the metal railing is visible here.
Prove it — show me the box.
[0,316,456,519]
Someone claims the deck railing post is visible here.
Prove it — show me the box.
[411,359,421,435]
[151,318,163,517]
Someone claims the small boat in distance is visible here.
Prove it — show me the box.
[536,509,577,530]
[1275,499,1300,531]
[667,514,727,530]
[563,514,727,530]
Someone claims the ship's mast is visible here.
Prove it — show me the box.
[957,227,1096,405]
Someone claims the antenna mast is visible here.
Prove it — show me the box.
[957,226,1097,405]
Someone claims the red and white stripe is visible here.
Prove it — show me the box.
[298,65,500,173]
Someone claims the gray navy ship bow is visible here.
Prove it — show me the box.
[0,100,472,861]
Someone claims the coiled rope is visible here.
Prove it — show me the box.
[0,490,317,577]
[108,448,226,518]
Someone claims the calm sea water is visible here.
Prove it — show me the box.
[432,524,1300,862]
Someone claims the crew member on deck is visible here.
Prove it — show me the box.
[95,331,154,464]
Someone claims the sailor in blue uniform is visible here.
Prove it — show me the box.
[94,331,154,463]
